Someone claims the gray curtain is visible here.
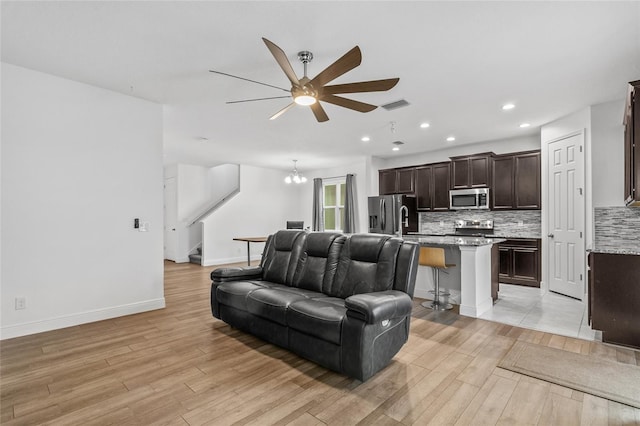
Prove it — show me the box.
[343,174,357,233]
[312,178,324,231]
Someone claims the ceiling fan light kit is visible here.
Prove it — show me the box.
[211,38,400,122]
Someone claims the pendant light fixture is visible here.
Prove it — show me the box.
[284,160,307,184]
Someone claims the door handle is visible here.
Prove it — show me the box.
[547,233,554,238]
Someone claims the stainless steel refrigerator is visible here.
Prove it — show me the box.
[368,194,417,236]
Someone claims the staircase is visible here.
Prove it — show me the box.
[188,247,202,265]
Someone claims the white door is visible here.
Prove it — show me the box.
[547,133,585,300]
[164,177,178,261]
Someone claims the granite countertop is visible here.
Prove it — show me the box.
[587,246,640,256]
[408,232,541,239]
[403,235,506,247]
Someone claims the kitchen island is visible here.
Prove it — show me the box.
[403,234,505,318]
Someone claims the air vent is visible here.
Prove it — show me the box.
[381,99,410,111]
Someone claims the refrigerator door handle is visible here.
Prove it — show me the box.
[380,199,386,231]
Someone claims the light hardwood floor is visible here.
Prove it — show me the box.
[1,260,639,425]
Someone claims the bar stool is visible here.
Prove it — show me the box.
[419,247,455,311]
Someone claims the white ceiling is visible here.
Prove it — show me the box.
[2,1,639,172]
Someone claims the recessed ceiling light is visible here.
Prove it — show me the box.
[361,136,370,142]
[519,123,531,128]
[420,122,430,129]
[502,103,515,110]
[392,146,400,151]
[446,136,456,142]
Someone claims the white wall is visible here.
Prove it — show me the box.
[201,164,302,265]
[298,159,369,233]
[591,99,626,207]
[1,63,165,339]
[177,164,211,221]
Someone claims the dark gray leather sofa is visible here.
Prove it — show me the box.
[210,230,419,381]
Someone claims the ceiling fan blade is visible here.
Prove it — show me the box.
[310,46,362,88]
[262,38,300,87]
[209,70,289,92]
[269,103,296,120]
[320,94,377,112]
[310,102,329,122]
[322,78,399,95]
[226,95,291,104]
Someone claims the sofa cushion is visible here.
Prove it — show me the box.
[262,230,307,286]
[287,297,347,345]
[216,281,270,312]
[330,234,403,298]
[292,232,345,293]
[247,288,309,326]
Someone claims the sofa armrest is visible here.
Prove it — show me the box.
[211,266,263,283]
[345,290,413,324]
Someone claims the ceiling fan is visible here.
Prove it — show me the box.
[209,38,400,122]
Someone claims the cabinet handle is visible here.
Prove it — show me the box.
[547,233,554,238]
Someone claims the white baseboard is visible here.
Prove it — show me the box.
[174,257,190,263]
[0,298,166,340]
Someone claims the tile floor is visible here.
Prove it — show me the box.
[479,283,601,341]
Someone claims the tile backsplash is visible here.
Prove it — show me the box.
[419,210,541,238]
[593,207,640,252]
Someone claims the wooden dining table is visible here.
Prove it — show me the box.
[233,237,268,265]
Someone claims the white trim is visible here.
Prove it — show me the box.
[0,298,166,340]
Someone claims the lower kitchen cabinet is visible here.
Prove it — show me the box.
[588,252,640,349]
[498,239,541,287]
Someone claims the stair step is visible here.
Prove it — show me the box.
[188,253,202,265]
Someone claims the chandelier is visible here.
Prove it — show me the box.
[284,160,307,184]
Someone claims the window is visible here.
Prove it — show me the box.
[323,179,346,231]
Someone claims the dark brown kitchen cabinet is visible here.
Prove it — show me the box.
[450,153,493,189]
[498,239,541,287]
[624,80,640,206]
[491,150,541,210]
[589,252,640,349]
[492,155,514,209]
[415,162,451,211]
[379,167,415,195]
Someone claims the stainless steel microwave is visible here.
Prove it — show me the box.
[449,188,490,210]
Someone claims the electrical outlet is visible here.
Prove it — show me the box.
[15,297,26,310]
[518,220,524,227]
[439,221,445,227]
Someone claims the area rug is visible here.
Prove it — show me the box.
[498,341,640,408]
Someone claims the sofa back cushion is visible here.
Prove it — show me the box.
[292,232,345,293]
[261,230,307,285]
[329,234,403,298]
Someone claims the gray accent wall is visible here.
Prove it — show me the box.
[419,210,541,239]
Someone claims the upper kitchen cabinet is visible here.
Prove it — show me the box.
[624,80,640,206]
[491,150,541,210]
[450,153,493,189]
[415,162,451,211]
[379,167,415,195]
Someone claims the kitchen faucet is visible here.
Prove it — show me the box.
[398,205,409,237]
